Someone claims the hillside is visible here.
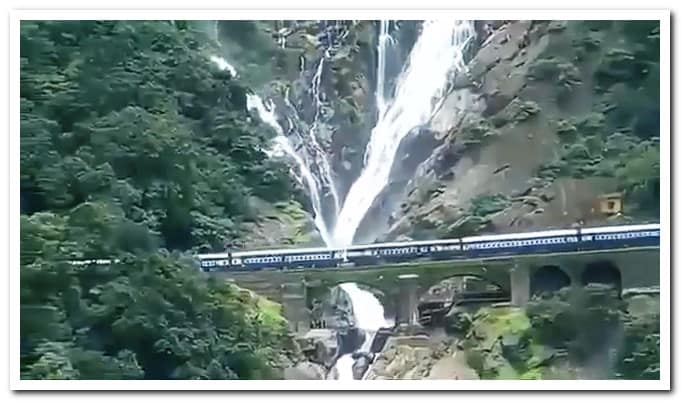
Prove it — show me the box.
[19,20,306,379]
[19,20,661,381]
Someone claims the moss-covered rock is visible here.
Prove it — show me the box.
[458,117,501,149]
[460,286,658,380]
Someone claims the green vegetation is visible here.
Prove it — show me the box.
[532,21,659,217]
[20,21,301,379]
[459,117,501,150]
[458,286,659,380]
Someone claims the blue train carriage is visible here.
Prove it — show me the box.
[196,252,241,272]
[420,238,465,261]
[342,237,464,266]
[577,223,660,251]
[342,240,419,266]
[461,228,581,258]
[235,246,338,271]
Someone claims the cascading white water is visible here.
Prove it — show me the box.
[211,20,477,382]
[211,53,340,245]
[332,20,475,248]
[213,21,475,250]
[334,354,356,380]
[374,20,393,120]
[244,93,337,246]
[209,55,238,78]
[333,283,390,380]
[305,58,342,216]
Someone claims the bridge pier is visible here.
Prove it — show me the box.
[395,274,420,327]
[280,281,309,335]
[510,263,530,307]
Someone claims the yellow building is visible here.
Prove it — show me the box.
[596,192,623,215]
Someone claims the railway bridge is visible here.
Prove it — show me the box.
[216,245,659,334]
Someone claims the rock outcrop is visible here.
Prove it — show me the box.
[385,20,659,241]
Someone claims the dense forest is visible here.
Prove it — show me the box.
[19,19,662,381]
[20,21,299,379]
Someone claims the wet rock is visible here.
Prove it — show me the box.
[283,361,327,379]
[302,329,338,366]
[444,308,473,335]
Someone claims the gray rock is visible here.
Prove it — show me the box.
[283,361,327,380]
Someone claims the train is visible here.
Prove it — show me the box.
[196,223,660,272]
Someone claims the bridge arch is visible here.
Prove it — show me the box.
[417,274,508,327]
[531,265,571,296]
[418,274,506,300]
[307,280,393,330]
[581,260,622,295]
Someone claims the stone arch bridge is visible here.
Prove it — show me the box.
[213,247,659,333]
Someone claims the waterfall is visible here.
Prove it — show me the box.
[305,58,342,217]
[209,55,237,78]
[210,20,477,381]
[374,20,393,120]
[332,20,475,248]
[209,53,339,245]
[212,20,475,249]
[244,93,336,246]
[333,283,390,380]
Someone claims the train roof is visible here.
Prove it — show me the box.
[196,223,660,258]
[346,237,459,250]
[581,223,659,234]
[198,245,334,259]
[462,228,578,242]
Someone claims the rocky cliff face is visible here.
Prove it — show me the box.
[384,20,659,241]
[210,20,659,381]
[213,20,658,246]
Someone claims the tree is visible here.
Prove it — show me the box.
[20,21,299,380]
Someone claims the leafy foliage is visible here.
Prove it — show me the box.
[20,20,295,252]
[21,210,293,379]
[532,21,659,218]
[20,21,300,379]
[462,287,659,380]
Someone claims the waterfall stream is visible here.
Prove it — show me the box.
[216,20,475,249]
[333,283,390,380]
[211,20,476,381]
[332,20,475,247]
